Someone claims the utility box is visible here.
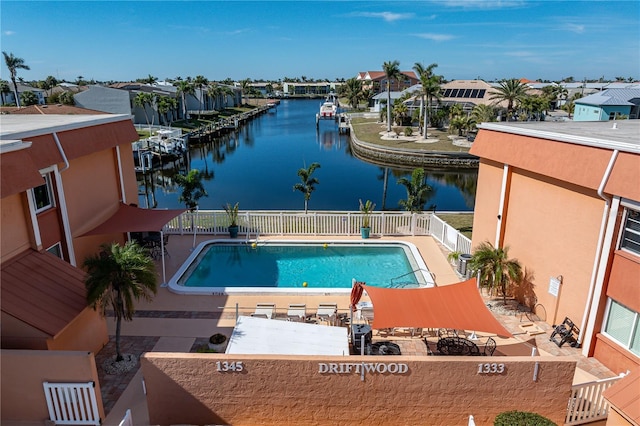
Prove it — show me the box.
[458,254,472,277]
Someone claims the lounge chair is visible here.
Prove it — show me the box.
[316,303,338,325]
[287,304,306,322]
[251,303,275,319]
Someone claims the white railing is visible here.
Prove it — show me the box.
[119,409,133,426]
[565,372,628,425]
[165,210,471,251]
[43,381,100,425]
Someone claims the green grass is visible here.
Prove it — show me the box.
[436,213,474,239]
[350,118,470,153]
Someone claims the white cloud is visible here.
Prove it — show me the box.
[436,0,526,9]
[351,12,414,22]
[4,30,15,36]
[413,33,455,42]
[565,23,585,34]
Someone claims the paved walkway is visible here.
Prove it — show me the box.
[96,234,616,424]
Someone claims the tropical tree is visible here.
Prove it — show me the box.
[174,169,208,211]
[156,96,172,126]
[293,162,321,213]
[468,241,523,303]
[397,168,432,212]
[343,77,364,109]
[84,241,157,363]
[0,79,10,105]
[139,74,158,85]
[393,101,408,126]
[489,79,529,120]
[58,91,75,105]
[382,60,402,133]
[175,80,194,120]
[240,78,252,105]
[471,104,496,124]
[449,115,475,136]
[19,90,38,106]
[412,62,441,137]
[134,92,155,126]
[3,51,30,107]
[193,75,208,114]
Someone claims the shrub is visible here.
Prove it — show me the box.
[209,333,227,345]
[405,127,413,136]
[494,411,556,426]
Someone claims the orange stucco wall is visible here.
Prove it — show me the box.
[606,406,635,426]
[471,160,504,249]
[142,353,575,426]
[594,333,640,374]
[1,311,49,349]
[47,307,108,354]
[0,193,33,262]
[1,349,105,423]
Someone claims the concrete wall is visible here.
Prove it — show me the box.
[47,308,108,354]
[142,353,575,426]
[1,350,105,424]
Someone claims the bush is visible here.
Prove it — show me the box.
[209,333,227,345]
[494,411,556,426]
[405,127,413,136]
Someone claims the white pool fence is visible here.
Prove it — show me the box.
[164,211,472,255]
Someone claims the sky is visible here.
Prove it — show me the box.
[1,0,639,84]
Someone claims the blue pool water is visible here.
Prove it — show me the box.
[169,241,432,294]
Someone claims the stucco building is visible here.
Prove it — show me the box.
[470,120,640,374]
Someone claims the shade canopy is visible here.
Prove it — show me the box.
[81,203,185,237]
[362,279,513,337]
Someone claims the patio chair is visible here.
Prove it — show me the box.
[482,337,497,356]
[287,304,307,322]
[316,303,338,325]
[251,303,276,319]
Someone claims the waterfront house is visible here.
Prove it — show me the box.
[470,120,640,375]
[573,88,640,121]
[356,70,418,95]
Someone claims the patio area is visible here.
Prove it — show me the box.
[96,234,616,425]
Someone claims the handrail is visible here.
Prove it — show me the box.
[390,268,433,287]
[565,372,628,425]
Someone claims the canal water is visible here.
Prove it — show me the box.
[137,99,477,211]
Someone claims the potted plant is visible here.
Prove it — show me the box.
[359,199,375,239]
[223,202,239,238]
[208,333,228,351]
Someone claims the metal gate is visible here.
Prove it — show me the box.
[43,381,100,425]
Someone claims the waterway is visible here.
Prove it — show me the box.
[137,99,477,211]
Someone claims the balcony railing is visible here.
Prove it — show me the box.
[565,372,628,425]
[164,210,472,254]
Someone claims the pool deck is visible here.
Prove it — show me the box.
[99,234,616,426]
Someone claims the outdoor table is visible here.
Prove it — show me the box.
[436,336,481,356]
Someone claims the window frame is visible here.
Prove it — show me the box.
[31,172,55,214]
[618,206,640,256]
[602,298,640,356]
[46,242,64,260]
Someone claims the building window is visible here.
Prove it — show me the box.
[603,299,639,356]
[621,209,640,255]
[47,242,63,259]
[32,173,54,213]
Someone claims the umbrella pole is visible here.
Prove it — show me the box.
[161,230,166,285]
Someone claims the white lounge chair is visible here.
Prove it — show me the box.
[251,303,275,319]
[316,303,338,325]
[287,304,306,322]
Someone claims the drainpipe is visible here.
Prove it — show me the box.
[52,132,77,265]
[577,149,618,349]
[115,146,127,204]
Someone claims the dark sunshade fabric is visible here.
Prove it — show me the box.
[81,203,185,236]
[350,281,365,312]
[362,279,512,337]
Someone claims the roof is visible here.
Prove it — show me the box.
[575,88,640,107]
[80,202,186,236]
[1,250,88,337]
[0,113,135,140]
[602,369,640,424]
[226,315,350,355]
[361,279,513,337]
[0,104,105,115]
[357,71,418,81]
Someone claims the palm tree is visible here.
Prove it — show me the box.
[397,168,432,212]
[468,241,523,303]
[382,60,401,133]
[240,78,252,105]
[471,104,496,124]
[134,92,155,126]
[3,51,30,107]
[174,169,208,211]
[175,80,194,120]
[193,75,208,115]
[84,241,157,362]
[412,62,441,137]
[343,77,364,109]
[489,79,529,120]
[0,79,11,105]
[292,162,321,213]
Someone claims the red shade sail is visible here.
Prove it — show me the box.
[362,279,512,338]
[350,281,365,312]
[80,203,185,236]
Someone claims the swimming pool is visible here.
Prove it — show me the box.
[168,240,434,295]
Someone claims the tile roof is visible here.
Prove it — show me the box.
[1,250,88,337]
[602,369,640,424]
